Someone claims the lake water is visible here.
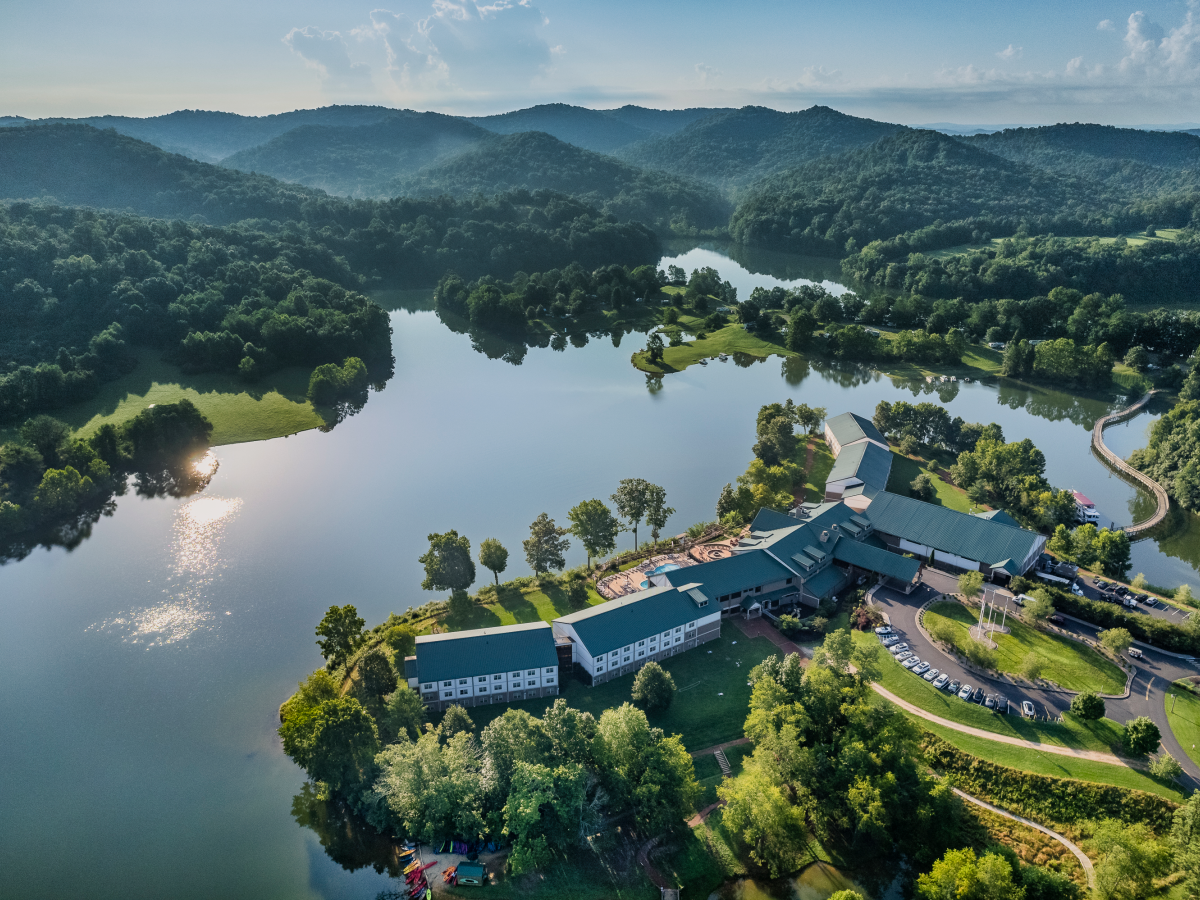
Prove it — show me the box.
[713,860,878,900]
[0,245,1195,899]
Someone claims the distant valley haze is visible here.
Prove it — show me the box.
[5,0,1200,125]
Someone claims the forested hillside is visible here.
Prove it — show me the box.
[965,124,1200,196]
[600,105,727,136]
[465,103,658,152]
[617,105,902,189]
[221,113,493,197]
[391,131,731,232]
[729,129,1125,254]
[0,106,400,163]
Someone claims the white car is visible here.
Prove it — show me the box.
[923,667,940,682]
[894,650,913,662]
[874,625,892,635]
[1022,700,1036,717]
[890,644,910,656]
[881,633,900,646]
[1070,583,1084,596]
[901,656,921,669]
[933,673,950,689]
[958,684,973,700]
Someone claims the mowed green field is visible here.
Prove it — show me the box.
[446,631,776,752]
[0,349,326,447]
[885,450,973,513]
[1167,682,1200,770]
[924,601,1126,694]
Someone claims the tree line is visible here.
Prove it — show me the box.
[0,400,214,560]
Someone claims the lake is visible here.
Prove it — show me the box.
[0,244,1193,899]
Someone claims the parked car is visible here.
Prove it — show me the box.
[923,667,939,681]
[1022,700,1035,717]
[1096,579,1111,589]
[895,651,913,662]
[881,634,900,646]
[946,680,961,694]
[1128,647,1143,659]
[971,687,985,703]
[1047,614,1065,625]
[913,661,931,675]
[933,673,950,689]
[890,643,910,655]
[958,684,973,700]
[1070,583,1084,596]
[902,656,921,669]
[875,626,892,635]
[994,695,1009,713]
[984,695,996,709]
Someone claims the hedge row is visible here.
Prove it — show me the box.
[922,736,1179,833]
[1048,588,1200,655]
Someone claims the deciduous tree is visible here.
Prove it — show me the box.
[1069,691,1105,720]
[419,530,476,593]
[315,604,365,669]
[567,499,622,568]
[611,479,651,550]
[524,513,570,574]
[1122,716,1161,756]
[643,483,675,548]
[478,537,509,584]
[631,661,676,710]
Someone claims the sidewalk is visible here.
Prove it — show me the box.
[730,615,804,656]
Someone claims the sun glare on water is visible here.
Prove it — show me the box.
[91,489,244,646]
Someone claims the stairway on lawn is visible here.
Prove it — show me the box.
[714,749,732,778]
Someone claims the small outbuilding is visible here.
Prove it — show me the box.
[456,862,486,886]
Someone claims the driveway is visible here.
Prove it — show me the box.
[870,571,1200,792]
[1073,573,1197,626]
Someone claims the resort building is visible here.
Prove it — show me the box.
[406,622,562,712]
[553,585,721,685]
[824,411,889,457]
[405,410,1048,710]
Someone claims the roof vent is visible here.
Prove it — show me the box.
[832,523,839,532]
[820,530,829,542]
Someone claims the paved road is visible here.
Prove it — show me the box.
[873,570,1200,792]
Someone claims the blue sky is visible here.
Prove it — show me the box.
[4,1,1200,125]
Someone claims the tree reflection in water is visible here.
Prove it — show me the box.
[292,782,408,877]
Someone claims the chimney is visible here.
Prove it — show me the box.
[820,530,829,542]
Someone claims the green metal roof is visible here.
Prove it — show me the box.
[826,412,887,449]
[826,440,893,490]
[832,539,921,582]
[554,585,712,656]
[803,566,847,599]
[661,550,794,599]
[864,492,1044,572]
[415,622,558,684]
[974,508,1021,528]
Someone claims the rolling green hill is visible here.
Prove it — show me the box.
[616,105,903,189]
[465,103,657,152]
[220,112,492,197]
[730,128,1117,254]
[391,130,731,232]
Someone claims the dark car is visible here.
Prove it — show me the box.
[971,687,985,703]
[994,695,1009,713]
[1047,614,1065,625]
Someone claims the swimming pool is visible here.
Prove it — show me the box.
[640,562,682,588]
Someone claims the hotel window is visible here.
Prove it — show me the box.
[477,676,487,683]
[527,669,536,675]
[786,577,793,584]
[611,651,618,658]
[459,689,468,696]
[443,681,452,687]
[662,631,670,639]
[546,676,555,684]
[688,622,695,629]
[755,586,762,593]
[478,686,487,693]
[638,640,645,647]
[458,678,467,685]
[731,591,742,599]
[674,636,682,643]
[423,683,433,690]
[512,681,521,688]
[545,667,554,673]
[444,691,453,699]
[595,667,603,673]
[511,671,521,677]
[595,655,604,663]
[494,674,502,680]
[675,626,682,633]
[637,650,645,657]
[623,656,631,663]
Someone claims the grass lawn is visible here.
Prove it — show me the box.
[885,449,974,513]
[441,582,610,632]
[924,601,1126,694]
[457,632,775,751]
[804,441,835,502]
[0,348,327,447]
[919,720,1186,802]
[854,631,1126,754]
[1167,681,1200,769]
[631,321,790,374]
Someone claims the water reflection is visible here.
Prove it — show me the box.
[714,861,874,900]
[292,783,410,878]
[91,475,242,646]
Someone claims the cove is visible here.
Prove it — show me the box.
[0,245,1193,900]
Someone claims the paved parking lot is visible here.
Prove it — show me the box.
[1072,573,1196,625]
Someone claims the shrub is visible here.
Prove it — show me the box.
[922,736,1178,831]
[1050,589,1200,654]
[1123,716,1162,757]
[1070,691,1105,720]
[1148,753,1183,780]
[631,661,675,710]
[911,472,936,501]
[899,434,920,456]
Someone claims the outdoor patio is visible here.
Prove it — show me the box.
[595,541,733,599]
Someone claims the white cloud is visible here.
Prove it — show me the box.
[282,27,375,95]
[996,44,1022,60]
[1066,56,1083,75]
[1119,2,1200,81]
[694,63,720,85]
[1098,19,1114,31]
[365,1,552,98]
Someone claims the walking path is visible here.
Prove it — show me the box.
[731,614,804,656]
[871,683,1134,767]
[952,788,1095,889]
[1091,391,1169,537]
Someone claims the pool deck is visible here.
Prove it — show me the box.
[596,542,733,599]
